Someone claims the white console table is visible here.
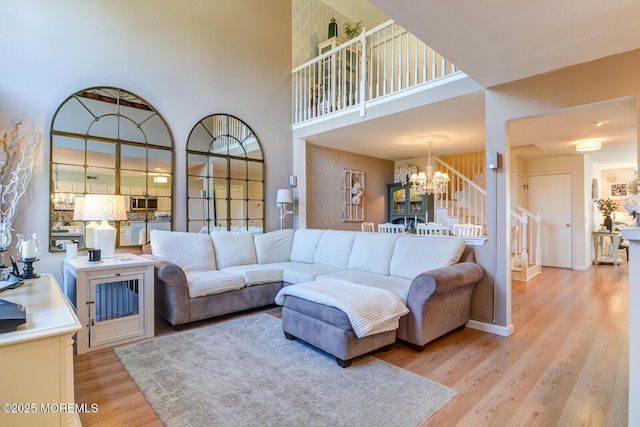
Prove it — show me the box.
[0,274,82,427]
[63,253,154,354]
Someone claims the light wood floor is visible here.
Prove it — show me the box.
[74,261,629,426]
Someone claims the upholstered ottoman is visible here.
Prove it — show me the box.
[275,280,409,368]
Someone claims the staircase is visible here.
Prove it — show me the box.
[434,157,542,280]
[434,158,486,233]
[510,207,542,281]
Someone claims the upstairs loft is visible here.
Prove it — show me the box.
[291,19,482,133]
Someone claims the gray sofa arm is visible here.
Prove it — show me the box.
[398,262,484,349]
[140,254,190,327]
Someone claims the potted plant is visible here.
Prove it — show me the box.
[595,198,619,231]
[343,20,363,40]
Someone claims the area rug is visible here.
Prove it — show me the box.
[114,313,456,427]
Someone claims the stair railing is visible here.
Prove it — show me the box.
[510,205,542,277]
[292,20,460,125]
[434,158,486,232]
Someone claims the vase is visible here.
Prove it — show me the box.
[604,216,613,232]
[0,222,11,268]
[0,223,11,251]
[328,17,337,39]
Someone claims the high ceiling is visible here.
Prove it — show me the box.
[312,0,640,168]
[368,0,640,89]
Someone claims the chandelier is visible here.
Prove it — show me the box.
[409,144,450,196]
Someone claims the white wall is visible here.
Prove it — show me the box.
[0,0,292,281]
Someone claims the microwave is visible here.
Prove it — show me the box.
[130,196,158,211]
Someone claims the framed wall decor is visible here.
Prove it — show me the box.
[342,168,364,222]
[610,183,627,198]
[591,178,599,199]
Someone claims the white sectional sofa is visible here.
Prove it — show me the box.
[143,228,484,351]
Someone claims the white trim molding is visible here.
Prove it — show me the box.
[466,319,515,337]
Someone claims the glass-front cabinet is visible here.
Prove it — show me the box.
[388,183,433,229]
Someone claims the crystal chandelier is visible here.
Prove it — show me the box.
[409,144,450,196]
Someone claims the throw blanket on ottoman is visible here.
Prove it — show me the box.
[275,279,409,338]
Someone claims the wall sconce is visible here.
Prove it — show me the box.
[153,176,168,183]
[82,195,127,258]
[276,189,293,230]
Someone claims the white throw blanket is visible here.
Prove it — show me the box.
[275,280,410,338]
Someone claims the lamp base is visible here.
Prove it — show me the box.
[93,220,116,258]
[84,221,98,249]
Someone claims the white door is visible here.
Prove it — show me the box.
[528,173,572,268]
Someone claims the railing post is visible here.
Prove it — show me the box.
[360,28,367,118]
[521,216,528,269]
[535,213,542,266]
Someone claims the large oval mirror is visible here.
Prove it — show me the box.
[186,114,264,234]
[50,87,173,252]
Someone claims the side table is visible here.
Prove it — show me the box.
[592,231,623,265]
[63,253,154,354]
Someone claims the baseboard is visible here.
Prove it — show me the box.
[466,319,514,337]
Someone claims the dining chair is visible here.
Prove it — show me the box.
[377,223,405,234]
[416,222,449,236]
[361,222,374,232]
[453,223,483,238]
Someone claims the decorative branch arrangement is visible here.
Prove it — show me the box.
[1,120,41,229]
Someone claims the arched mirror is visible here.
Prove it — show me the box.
[186,114,264,234]
[50,87,173,252]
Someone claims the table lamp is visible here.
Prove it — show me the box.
[82,195,127,258]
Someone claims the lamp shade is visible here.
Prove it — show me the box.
[82,195,128,221]
[73,196,85,220]
[276,189,293,204]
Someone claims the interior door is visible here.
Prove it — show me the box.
[528,173,573,268]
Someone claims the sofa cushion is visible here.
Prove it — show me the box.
[389,236,466,280]
[270,262,339,284]
[254,229,294,264]
[185,270,245,298]
[359,276,413,304]
[348,233,400,275]
[290,229,325,263]
[313,230,356,269]
[149,230,216,273]
[316,269,385,283]
[222,264,284,286]
[210,231,257,269]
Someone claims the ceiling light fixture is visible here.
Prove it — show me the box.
[593,121,605,127]
[575,138,602,152]
[409,143,450,196]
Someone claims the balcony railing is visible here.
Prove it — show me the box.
[292,20,460,125]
